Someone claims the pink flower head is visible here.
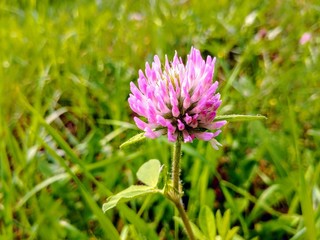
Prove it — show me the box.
[299,32,312,45]
[128,47,226,149]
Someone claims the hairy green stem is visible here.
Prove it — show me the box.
[172,137,182,192]
[174,200,195,240]
[171,138,195,240]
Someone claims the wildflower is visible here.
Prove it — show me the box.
[128,47,226,149]
[299,32,311,45]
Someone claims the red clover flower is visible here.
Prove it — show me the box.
[128,47,226,149]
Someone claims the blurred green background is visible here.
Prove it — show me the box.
[0,0,319,239]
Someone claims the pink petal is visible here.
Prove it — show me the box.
[156,94,170,113]
[184,113,192,125]
[210,138,222,150]
[167,126,177,142]
[194,132,214,141]
[169,83,180,117]
[138,70,148,94]
[153,55,162,73]
[133,117,148,130]
[145,127,162,139]
[201,121,227,130]
[130,82,143,101]
[189,114,199,128]
[182,130,194,143]
[156,115,170,127]
[212,130,222,138]
[177,119,185,131]
[214,121,227,129]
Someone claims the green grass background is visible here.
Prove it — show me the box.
[1,0,319,239]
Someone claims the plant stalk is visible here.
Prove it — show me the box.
[171,138,195,240]
[172,137,182,192]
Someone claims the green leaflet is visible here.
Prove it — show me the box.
[102,185,160,212]
[103,159,163,212]
[215,114,267,122]
[136,159,162,187]
[199,206,216,240]
[120,132,146,149]
[216,209,231,239]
